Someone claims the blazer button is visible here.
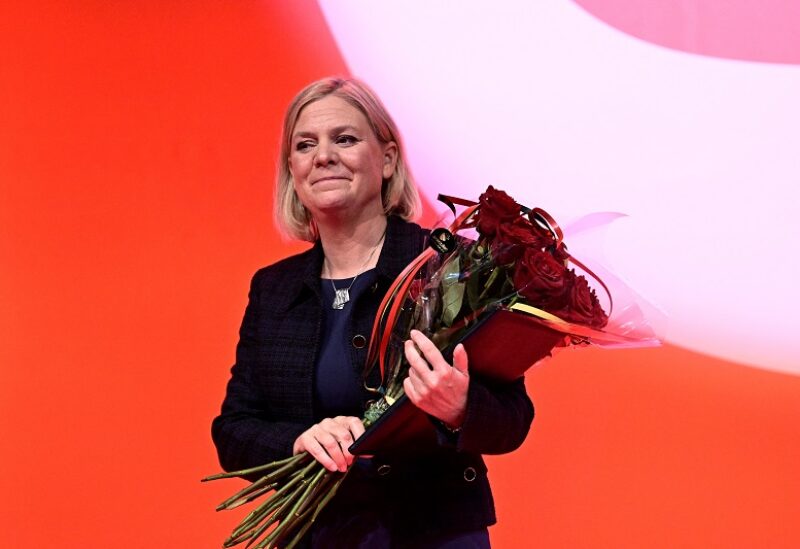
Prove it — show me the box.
[352,334,367,349]
[377,464,392,476]
[463,466,477,482]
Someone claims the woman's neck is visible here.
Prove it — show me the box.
[316,215,388,279]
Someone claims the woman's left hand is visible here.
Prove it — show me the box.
[403,329,469,429]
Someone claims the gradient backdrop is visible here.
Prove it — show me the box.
[1,1,798,547]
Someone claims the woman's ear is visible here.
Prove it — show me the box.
[382,141,398,179]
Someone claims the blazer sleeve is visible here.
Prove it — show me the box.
[211,271,308,476]
[454,376,534,455]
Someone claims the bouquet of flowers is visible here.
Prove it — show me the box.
[203,186,658,549]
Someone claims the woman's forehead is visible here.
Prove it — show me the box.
[293,96,369,135]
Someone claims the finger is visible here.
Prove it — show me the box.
[408,362,435,400]
[315,429,348,472]
[329,417,364,465]
[405,338,443,389]
[322,417,354,440]
[343,416,365,440]
[298,433,339,472]
[403,376,421,407]
[405,339,434,383]
[312,422,350,470]
[327,417,363,448]
[404,337,426,367]
[407,361,422,384]
[345,418,368,458]
[409,330,449,373]
[452,343,469,376]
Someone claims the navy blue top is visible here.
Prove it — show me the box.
[314,269,378,420]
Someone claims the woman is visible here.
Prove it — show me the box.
[211,77,534,547]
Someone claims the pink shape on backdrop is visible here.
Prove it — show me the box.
[318,0,800,374]
[574,0,800,64]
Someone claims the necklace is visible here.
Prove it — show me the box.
[327,232,385,310]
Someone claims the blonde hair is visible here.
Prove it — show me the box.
[274,77,421,241]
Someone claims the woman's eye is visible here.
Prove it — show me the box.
[295,140,314,152]
[336,135,359,146]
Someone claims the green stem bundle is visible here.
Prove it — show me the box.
[203,452,349,549]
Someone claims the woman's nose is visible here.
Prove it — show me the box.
[314,140,338,166]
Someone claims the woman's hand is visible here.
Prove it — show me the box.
[293,416,365,472]
[403,329,469,429]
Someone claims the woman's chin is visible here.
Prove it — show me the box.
[311,197,383,220]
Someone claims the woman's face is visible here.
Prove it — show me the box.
[288,95,397,220]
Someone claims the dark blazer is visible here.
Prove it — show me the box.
[211,215,535,538]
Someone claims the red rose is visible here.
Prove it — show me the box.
[557,273,608,328]
[491,218,554,265]
[513,248,569,305]
[475,186,520,236]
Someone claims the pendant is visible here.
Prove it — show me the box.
[332,288,350,309]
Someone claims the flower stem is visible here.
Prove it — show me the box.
[282,471,348,549]
[203,453,306,482]
[217,473,278,511]
[291,467,328,518]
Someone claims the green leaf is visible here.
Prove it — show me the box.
[441,256,465,327]
[466,265,482,311]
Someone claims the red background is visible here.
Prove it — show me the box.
[1,2,798,547]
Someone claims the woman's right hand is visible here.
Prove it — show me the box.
[292,416,365,472]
